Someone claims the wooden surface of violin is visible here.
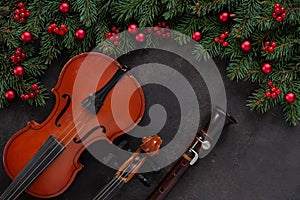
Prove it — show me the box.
[2,52,145,198]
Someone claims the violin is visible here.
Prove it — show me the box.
[93,135,162,200]
[1,52,145,199]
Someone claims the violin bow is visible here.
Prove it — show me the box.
[147,105,237,200]
[93,135,162,200]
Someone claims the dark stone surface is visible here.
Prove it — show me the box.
[0,50,299,200]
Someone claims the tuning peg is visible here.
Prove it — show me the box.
[136,174,151,187]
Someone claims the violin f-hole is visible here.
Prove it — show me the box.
[73,125,106,144]
[55,94,71,127]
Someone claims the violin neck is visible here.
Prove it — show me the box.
[0,136,64,200]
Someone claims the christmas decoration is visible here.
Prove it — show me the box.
[192,31,202,41]
[261,63,272,74]
[135,33,146,42]
[272,3,286,22]
[75,29,86,40]
[14,2,30,23]
[48,24,68,35]
[59,2,70,13]
[13,65,25,76]
[128,24,138,34]
[240,40,252,51]
[11,47,26,64]
[21,31,32,42]
[285,92,296,103]
[31,84,39,91]
[263,41,276,52]
[5,90,16,100]
[0,0,299,125]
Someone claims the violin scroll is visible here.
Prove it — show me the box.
[141,135,162,156]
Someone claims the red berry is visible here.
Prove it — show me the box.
[220,34,226,39]
[32,84,39,91]
[219,12,229,22]
[11,55,16,62]
[229,13,235,18]
[241,40,252,51]
[268,47,274,52]
[5,90,16,100]
[25,11,30,17]
[147,28,153,34]
[154,26,159,31]
[29,92,35,98]
[19,18,25,23]
[18,2,25,8]
[35,89,40,94]
[105,32,112,38]
[111,26,117,32]
[265,41,270,46]
[20,12,25,18]
[75,29,86,40]
[274,3,281,9]
[214,37,220,43]
[285,92,296,103]
[271,92,277,99]
[14,65,25,76]
[51,23,57,28]
[276,88,281,95]
[15,50,21,56]
[266,91,272,98]
[14,15,20,20]
[24,94,30,100]
[20,94,25,99]
[21,31,32,42]
[192,31,202,41]
[261,63,272,74]
[15,9,20,15]
[114,29,120,34]
[272,13,277,18]
[19,8,24,12]
[128,24,138,34]
[219,39,224,43]
[59,2,70,13]
[271,86,277,93]
[47,26,53,33]
[267,81,273,87]
[276,16,283,22]
[61,24,67,30]
[280,7,285,13]
[224,31,229,36]
[17,47,22,51]
[16,56,22,62]
[161,22,167,27]
[54,27,60,34]
[21,53,26,59]
[282,13,287,19]
[165,32,171,39]
[58,30,65,36]
[135,33,146,42]
[222,41,229,47]
[271,42,277,47]
[154,30,162,36]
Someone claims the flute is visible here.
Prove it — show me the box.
[147,105,237,200]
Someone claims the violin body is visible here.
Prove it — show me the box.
[3,53,145,198]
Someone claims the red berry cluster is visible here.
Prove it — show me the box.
[20,84,40,100]
[105,26,121,46]
[272,3,286,22]
[214,31,229,47]
[47,24,68,36]
[265,81,281,99]
[10,47,26,64]
[151,21,171,39]
[262,41,276,52]
[14,2,30,23]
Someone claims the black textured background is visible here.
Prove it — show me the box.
[0,50,299,200]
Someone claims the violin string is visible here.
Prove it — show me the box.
[95,154,147,200]
[3,102,96,199]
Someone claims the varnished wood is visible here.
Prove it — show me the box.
[3,52,145,198]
